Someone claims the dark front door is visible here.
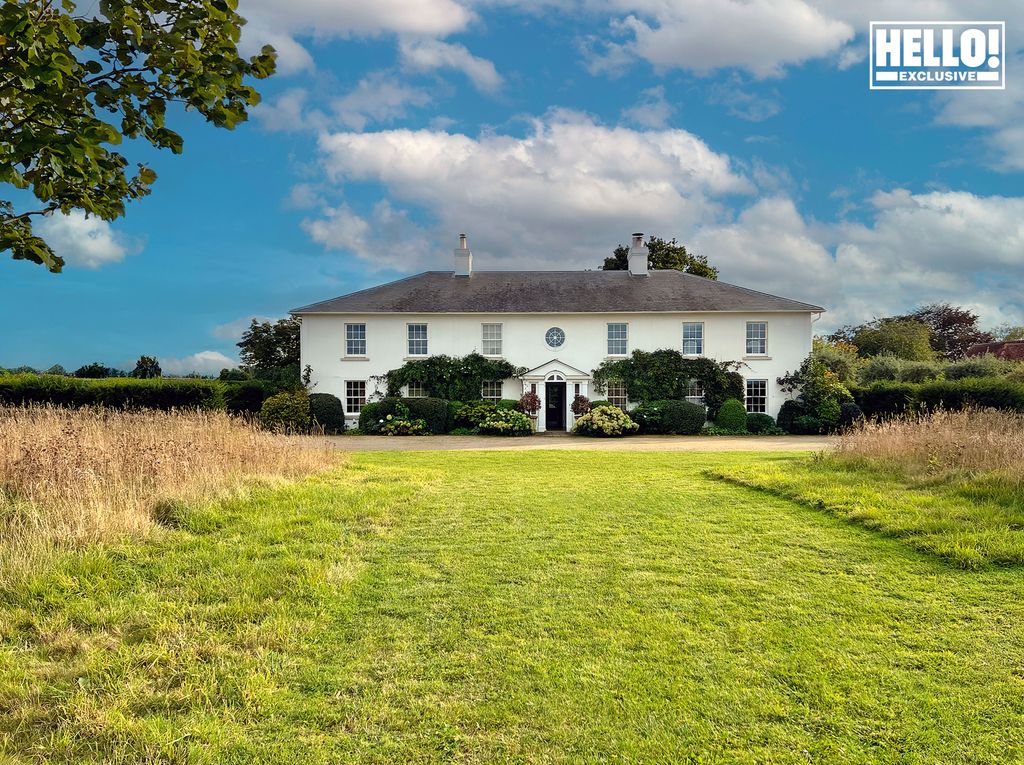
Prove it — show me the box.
[545,381,566,431]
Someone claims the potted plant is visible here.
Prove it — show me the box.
[517,390,541,430]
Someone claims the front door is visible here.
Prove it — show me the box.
[545,381,566,431]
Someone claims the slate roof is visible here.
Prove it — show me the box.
[291,270,825,315]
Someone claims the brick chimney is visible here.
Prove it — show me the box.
[453,233,472,277]
[628,232,648,276]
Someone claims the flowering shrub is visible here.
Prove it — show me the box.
[572,406,639,437]
[380,416,428,435]
[477,408,532,436]
[570,394,591,416]
[517,390,541,415]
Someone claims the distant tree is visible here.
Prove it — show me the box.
[994,325,1024,342]
[44,364,68,376]
[219,367,251,381]
[852,319,935,361]
[601,237,719,279]
[897,303,994,360]
[0,0,276,272]
[74,361,115,378]
[131,355,162,378]
[238,317,301,385]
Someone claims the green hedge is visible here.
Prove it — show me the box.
[632,400,706,435]
[0,374,224,410]
[851,379,1024,418]
[360,397,450,434]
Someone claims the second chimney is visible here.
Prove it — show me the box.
[453,233,472,277]
[628,232,648,276]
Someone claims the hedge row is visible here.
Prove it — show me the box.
[851,379,1024,418]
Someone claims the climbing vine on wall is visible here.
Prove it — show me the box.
[377,353,526,401]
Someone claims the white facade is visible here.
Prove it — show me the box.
[300,309,815,430]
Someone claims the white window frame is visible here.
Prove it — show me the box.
[481,323,503,356]
[606,380,628,410]
[406,381,426,398]
[481,380,503,401]
[745,379,768,414]
[607,323,628,356]
[685,380,705,406]
[345,380,366,414]
[746,321,768,356]
[407,323,428,357]
[682,322,704,356]
[345,323,366,357]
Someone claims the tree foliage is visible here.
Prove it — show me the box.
[849,319,935,361]
[131,355,161,378]
[601,236,719,279]
[897,303,994,360]
[237,317,300,385]
[73,361,121,378]
[380,353,525,402]
[591,349,742,418]
[1,0,276,271]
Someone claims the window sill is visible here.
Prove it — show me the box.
[403,356,429,361]
[682,353,704,359]
[742,355,772,361]
[342,356,369,361]
[604,355,628,360]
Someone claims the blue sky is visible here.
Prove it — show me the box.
[3,1,1023,374]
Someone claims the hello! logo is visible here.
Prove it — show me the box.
[870,21,1005,90]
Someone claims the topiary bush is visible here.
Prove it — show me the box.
[572,406,639,437]
[477,408,532,436]
[259,390,311,432]
[517,391,541,416]
[632,400,705,435]
[570,394,590,416]
[745,412,777,434]
[404,397,449,434]
[358,402,381,433]
[309,393,346,434]
[715,398,747,431]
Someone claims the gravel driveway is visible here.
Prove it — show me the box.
[324,433,835,452]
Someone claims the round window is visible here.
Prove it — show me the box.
[545,327,566,348]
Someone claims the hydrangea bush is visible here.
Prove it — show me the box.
[572,406,639,437]
[478,408,532,436]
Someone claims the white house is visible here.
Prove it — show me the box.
[292,234,824,431]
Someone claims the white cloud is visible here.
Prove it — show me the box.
[620,85,674,128]
[254,88,328,132]
[35,211,134,269]
[302,201,430,270]
[306,111,753,269]
[596,0,853,78]
[333,72,432,130]
[691,189,1024,330]
[707,76,780,121]
[399,38,503,93]
[160,351,237,377]
[211,316,275,341]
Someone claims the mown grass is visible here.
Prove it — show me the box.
[2,452,1024,763]
[711,409,1024,569]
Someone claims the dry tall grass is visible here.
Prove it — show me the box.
[0,405,334,570]
[834,408,1024,481]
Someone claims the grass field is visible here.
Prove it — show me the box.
[2,451,1023,763]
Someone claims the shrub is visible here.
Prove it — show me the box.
[588,400,615,410]
[715,398,747,431]
[944,354,1011,380]
[380,417,428,436]
[815,398,842,428]
[791,415,823,435]
[404,397,449,434]
[859,355,903,384]
[477,408,532,436]
[0,374,223,410]
[838,402,864,430]
[917,379,1024,412]
[776,400,806,433]
[259,390,311,432]
[572,406,639,437]
[223,381,269,415]
[309,393,346,434]
[632,400,705,435]
[570,394,591,416]
[852,382,919,419]
[450,400,498,429]
[358,402,381,433]
[517,390,541,415]
[497,399,519,410]
[746,413,777,434]
[381,353,524,401]
[898,360,942,383]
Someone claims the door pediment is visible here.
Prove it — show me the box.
[522,358,590,380]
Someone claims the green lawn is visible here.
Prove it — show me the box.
[2,451,1024,763]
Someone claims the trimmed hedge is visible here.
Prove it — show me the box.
[223,381,270,415]
[259,390,311,432]
[309,393,346,434]
[851,379,1024,418]
[0,374,223,410]
[715,398,747,431]
[745,413,776,434]
[361,397,450,434]
[632,400,706,435]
